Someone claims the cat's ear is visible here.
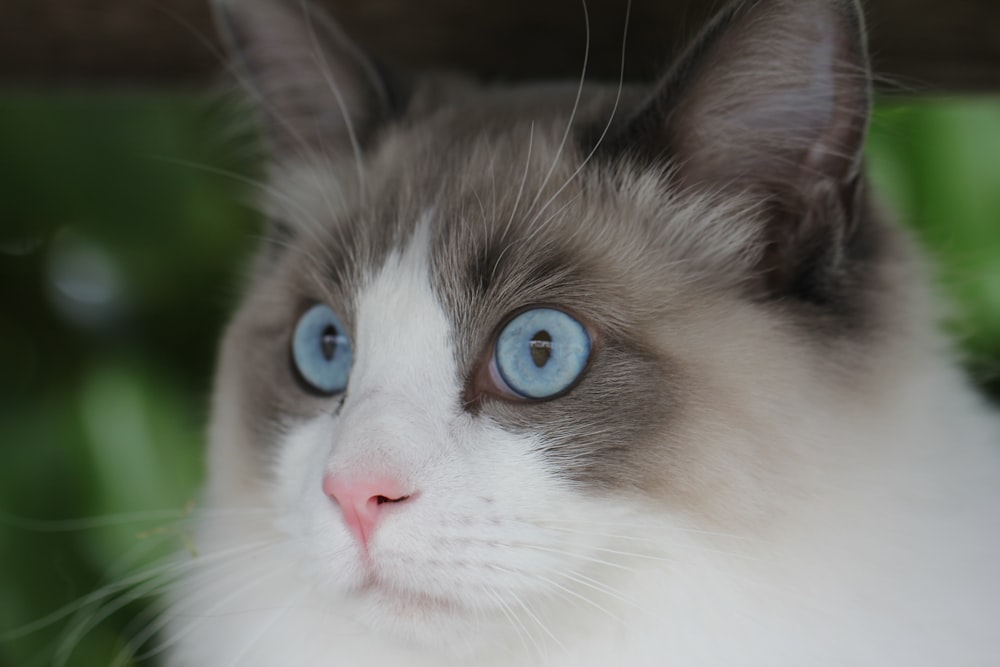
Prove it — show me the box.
[604,0,872,301]
[212,0,405,158]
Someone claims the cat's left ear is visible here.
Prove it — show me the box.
[212,0,407,158]
[603,0,872,301]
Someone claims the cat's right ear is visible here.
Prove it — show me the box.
[212,0,406,160]
[598,0,872,304]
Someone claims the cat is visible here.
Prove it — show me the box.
[164,0,1000,664]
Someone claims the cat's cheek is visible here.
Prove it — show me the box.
[271,415,371,587]
[271,415,336,516]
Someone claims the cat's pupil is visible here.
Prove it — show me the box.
[321,326,340,361]
[529,330,553,368]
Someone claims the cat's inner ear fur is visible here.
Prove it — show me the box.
[213,0,406,160]
[603,0,872,303]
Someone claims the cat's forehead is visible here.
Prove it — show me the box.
[268,84,630,243]
[270,90,647,299]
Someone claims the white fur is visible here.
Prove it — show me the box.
[166,217,1000,666]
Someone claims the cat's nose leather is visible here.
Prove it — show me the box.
[322,475,413,549]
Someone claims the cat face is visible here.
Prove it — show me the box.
[211,114,740,649]
[202,0,911,653]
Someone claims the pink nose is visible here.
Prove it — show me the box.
[322,475,413,549]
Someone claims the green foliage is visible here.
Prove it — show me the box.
[0,94,998,665]
[0,94,258,666]
[869,101,1000,378]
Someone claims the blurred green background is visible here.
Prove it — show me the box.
[1,94,999,666]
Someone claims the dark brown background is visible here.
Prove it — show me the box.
[3,0,999,92]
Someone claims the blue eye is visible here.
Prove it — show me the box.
[493,308,592,399]
[292,304,352,394]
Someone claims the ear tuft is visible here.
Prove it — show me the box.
[603,0,873,303]
[212,0,404,159]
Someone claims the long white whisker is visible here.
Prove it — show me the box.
[0,536,278,645]
[298,0,368,199]
[526,515,763,542]
[524,0,591,220]
[529,521,763,548]
[146,154,347,292]
[53,562,180,667]
[0,505,272,534]
[514,543,638,573]
[224,585,308,667]
[524,0,631,232]
[142,154,327,232]
[0,508,186,533]
[533,573,628,626]
[117,542,295,665]
[500,121,536,245]
[543,564,650,612]
[152,0,339,175]
[51,537,286,666]
[506,585,566,654]
[519,191,582,247]
[212,2,332,172]
[479,584,536,658]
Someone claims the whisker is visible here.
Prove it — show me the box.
[295,0,384,244]
[506,585,566,655]
[499,120,536,247]
[62,537,287,666]
[118,543,295,665]
[528,520,764,549]
[523,0,591,219]
[141,154,325,231]
[210,0,342,173]
[543,564,650,613]
[533,573,628,627]
[0,535,278,648]
[53,564,180,667]
[149,156,352,308]
[140,0,231,78]
[526,515,764,542]
[0,508,193,533]
[512,543,638,573]
[519,191,582,247]
[0,505,271,534]
[479,584,541,659]
[223,585,308,667]
[298,0,368,198]
[524,0,631,233]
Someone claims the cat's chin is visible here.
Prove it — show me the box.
[303,537,472,625]
[347,581,504,657]
[354,572,460,616]
[334,557,567,657]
